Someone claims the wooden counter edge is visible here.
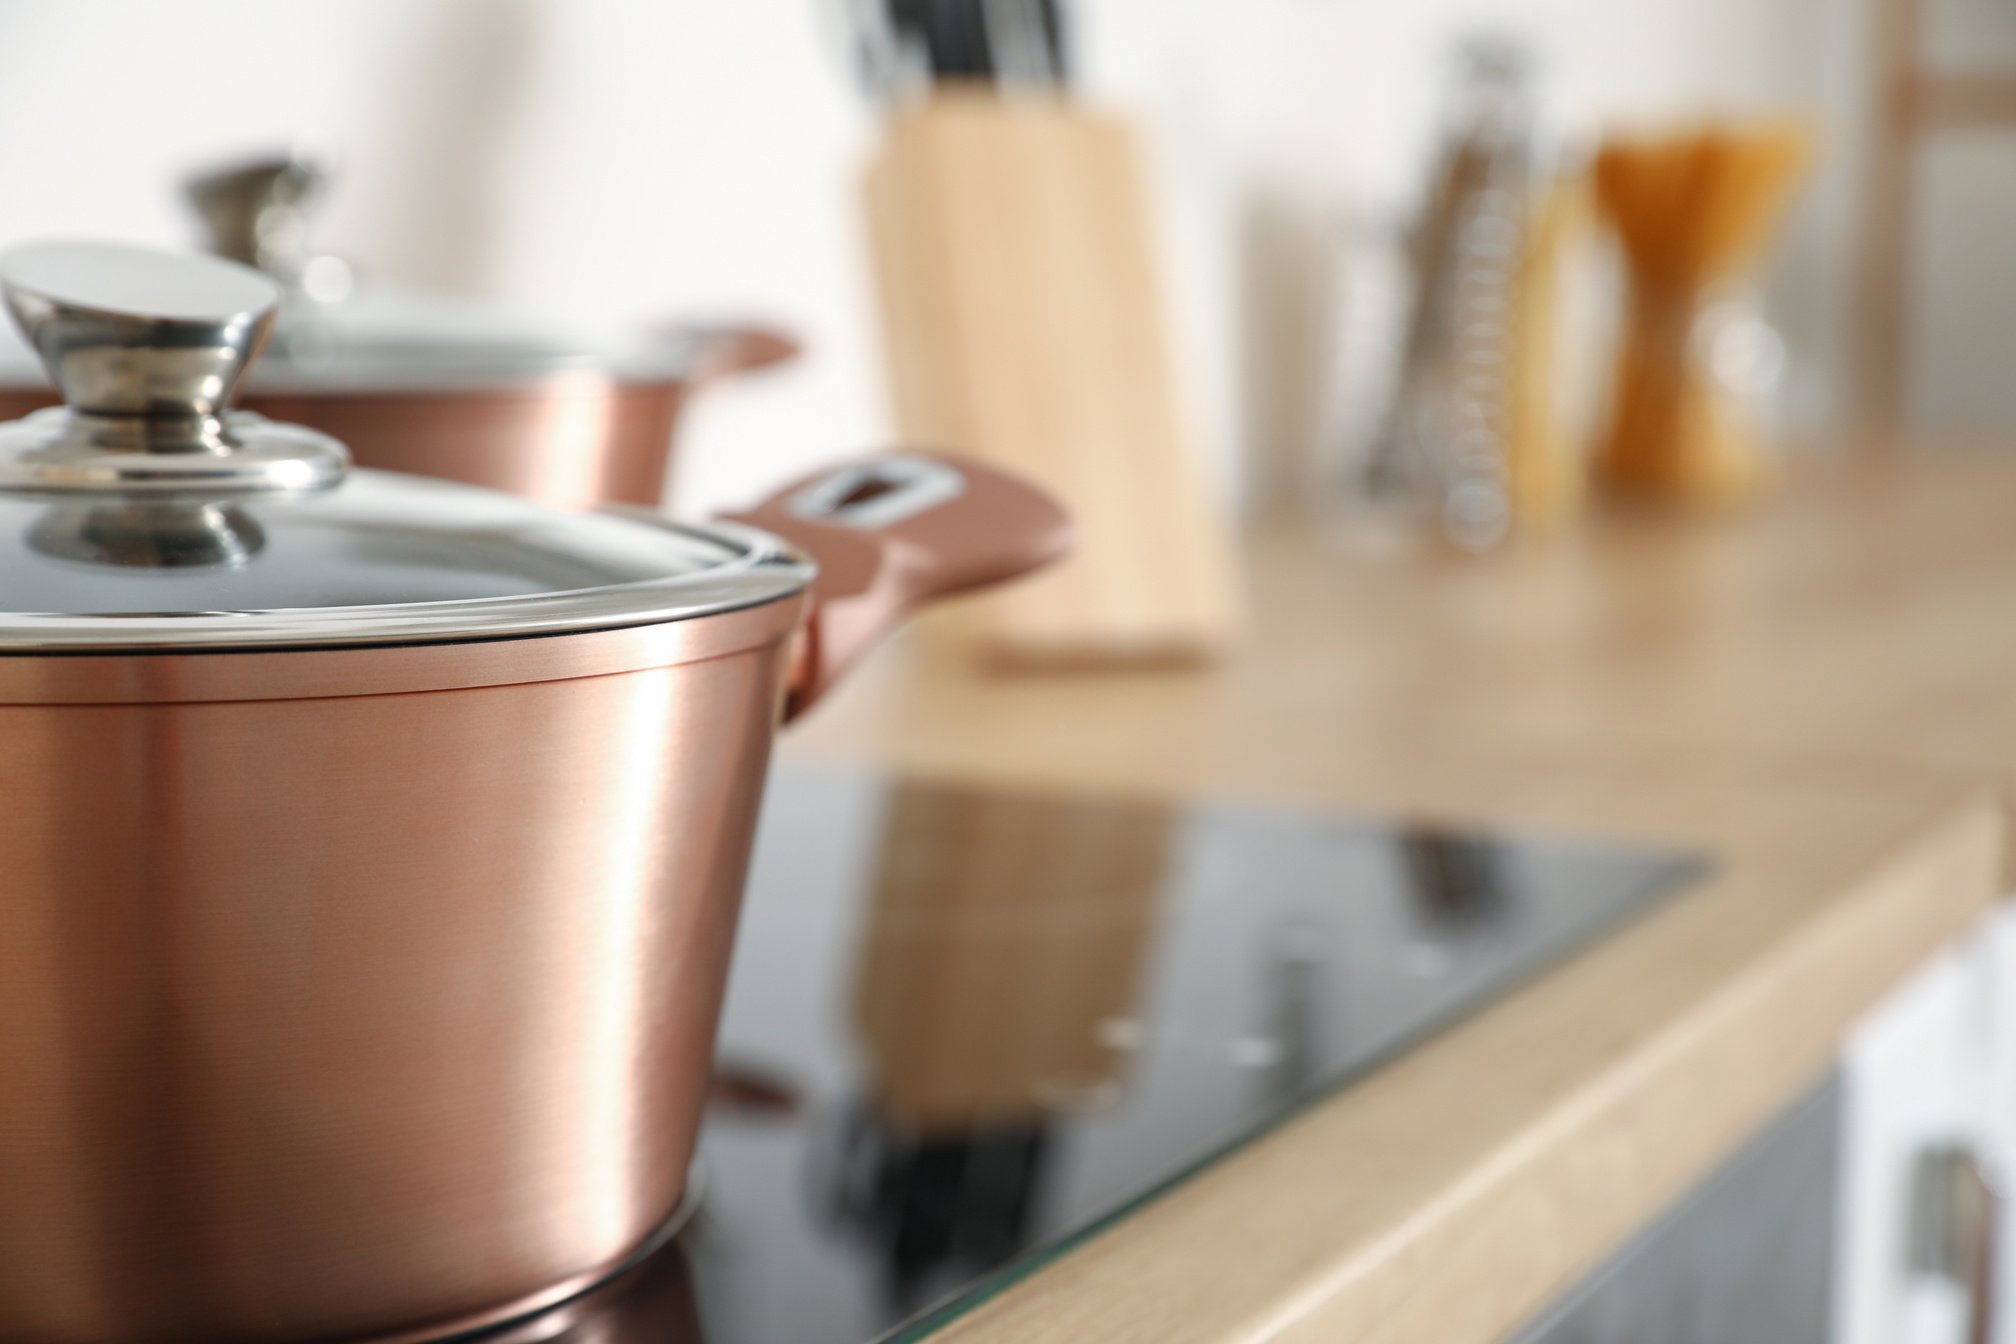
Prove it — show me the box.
[921,791,2003,1344]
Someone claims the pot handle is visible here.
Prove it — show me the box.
[657,322,802,382]
[722,453,1072,720]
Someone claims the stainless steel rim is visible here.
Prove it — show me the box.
[0,514,814,652]
[242,331,703,394]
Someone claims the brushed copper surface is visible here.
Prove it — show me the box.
[0,639,789,1343]
[0,387,57,420]
[0,379,680,512]
[250,377,685,511]
[473,1234,703,1344]
[0,595,807,705]
[0,452,1069,1343]
[350,1180,703,1344]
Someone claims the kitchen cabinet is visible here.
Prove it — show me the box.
[1835,930,1996,1344]
[1509,902,2016,1344]
[1533,905,2016,1344]
[1508,1076,1840,1344]
[1834,900,2016,1344]
[1984,906,2016,1343]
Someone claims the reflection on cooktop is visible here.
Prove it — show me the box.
[492,763,1702,1344]
[818,1110,1054,1317]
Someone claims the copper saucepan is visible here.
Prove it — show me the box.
[0,152,799,510]
[238,314,798,510]
[0,243,1068,1344]
[474,1237,706,1344]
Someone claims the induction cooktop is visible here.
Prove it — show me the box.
[466,762,1702,1344]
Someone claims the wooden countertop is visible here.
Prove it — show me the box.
[795,450,2016,815]
[777,450,2016,1342]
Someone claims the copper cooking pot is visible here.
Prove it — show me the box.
[475,1237,704,1344]
[0,153,799,509]
[0,242,1069,1344]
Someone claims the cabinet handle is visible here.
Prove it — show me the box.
[1908,1142,2000,1344]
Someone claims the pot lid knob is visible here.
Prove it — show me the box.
[184,150,353,302]
[0,241,347,494]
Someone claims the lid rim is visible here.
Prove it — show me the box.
[0,515,816,654]
[238,346,699,394]
[0,244,778,648]
[0,592,809,704]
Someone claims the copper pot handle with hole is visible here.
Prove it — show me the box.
[723,452,1073,720]
[658,322,802,383]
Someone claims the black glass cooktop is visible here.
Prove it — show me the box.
[473,762,1701,1344]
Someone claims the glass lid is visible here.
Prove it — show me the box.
[0,153,698,394]
[0,290,694,394]
[0,241,810,653]
[251,289,698,391]
[179,151,688,391]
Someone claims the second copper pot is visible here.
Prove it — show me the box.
[0,314,797,512]
[246,320,800,509]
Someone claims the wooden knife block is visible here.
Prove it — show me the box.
[865,92,1242,668]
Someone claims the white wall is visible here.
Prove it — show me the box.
[0,0,1911,513]
[1069,0,1859,503]
[1908,0,2016,431]
[0,0,884,511]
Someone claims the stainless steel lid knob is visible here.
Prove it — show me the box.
[0,241,348,494]
[6,240,275,417]
[184,151,353,302]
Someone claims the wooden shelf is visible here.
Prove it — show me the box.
[1856,0,2016,434]
[1904,71,2016,129]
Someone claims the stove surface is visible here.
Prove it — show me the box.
[479,763,1701,1344]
